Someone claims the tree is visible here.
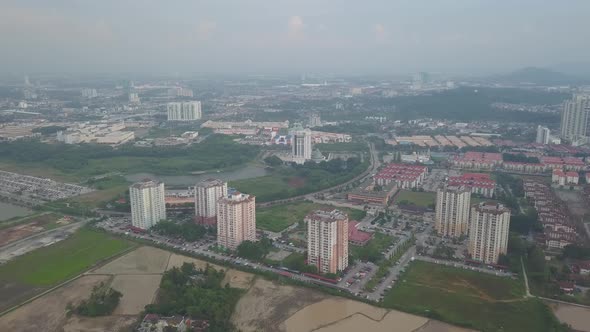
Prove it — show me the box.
[264,155,283,166]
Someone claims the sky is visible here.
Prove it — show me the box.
[1,0,590,75]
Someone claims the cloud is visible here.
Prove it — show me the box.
[195,20,217,41]
[288,15,305,38]
[373,23,387,43]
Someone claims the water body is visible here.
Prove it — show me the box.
[125,165,269,187]
[0,202,33,221]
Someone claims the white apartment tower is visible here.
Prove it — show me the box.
[167,101,202,121]
[536,125,551,145]
[309,113,322,127]
[306,209,349,274]
[194,178,228,226]
[216,192,256,250]
[560,94,590,142]
[468,202,511,264]
[290,123,312,164]
[129,180,166,230]
[435,185,472,238]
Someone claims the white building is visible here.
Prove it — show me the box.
[435,186,472,238]
[168,87,194,98]
[167,101,202,121]
[194,178,228,226]
[468,202,511,264]
[536,125,551,145]
[309,113,322,127]
[306,209,349,274]
[560,94,590,142]
[290,123,312,164]
[129,92,140,104]
[130,180,166,230]
[82,88,98,98]
[216,192,256,250]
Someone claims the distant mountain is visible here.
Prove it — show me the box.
[548,62,590,78]
[490,67,587,86]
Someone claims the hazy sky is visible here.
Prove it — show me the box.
[2,0,589,75]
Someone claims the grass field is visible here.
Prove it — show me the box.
[395,190,436,208]
[383,261,566,332]
[0,228,135,286]
[256,201,367,232]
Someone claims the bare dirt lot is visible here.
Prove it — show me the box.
[0,275,110,332]
[91,246,170,275]
[110,274,162,315]
[232,278,326,332]
[0,213,63,247]
[233,279,475,332]
[62,315,137,332]
[551,303,590,332]
[555,190,587,218]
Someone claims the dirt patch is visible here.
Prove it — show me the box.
[0,275,110,332]
[283,298,388,332]
[91,246,170,275]
[552,303,590,332]
[166,253,224,271]
[288,177,306,189]
[232,278,326,332]
[62,315,137,332]
[0,213,62,247]
[266,249,292,261]
[312,309,427,332]
[110,274,162,315]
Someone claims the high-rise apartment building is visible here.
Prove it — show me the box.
[194,178,228,226]
[130,180,166,230]
[468,202,511,264]
[435,185,471,237]
[216,192,256,250]
[560,95,590,142]
[128,92,140,104]
[167,101,202,121]
[306,209,349,274]
[536,125,551,145]
[290,123,312,164]
[309,113,322,127]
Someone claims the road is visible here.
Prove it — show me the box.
[0,220,87,264]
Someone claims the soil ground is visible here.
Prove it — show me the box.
[91,246,170,275]
[110,275,162,315]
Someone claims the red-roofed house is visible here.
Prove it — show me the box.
[552,169,579,186]
[374,163,428,188]
[348,221,373,246]
[448,173,496,197]
[452,152,502,170]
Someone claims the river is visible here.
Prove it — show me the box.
[125,164,269,187]
[0,202,33,221]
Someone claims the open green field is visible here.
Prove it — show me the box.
[0,228,134,286]
[0,135,259,182]
[256,201,366,232]
[383,261,566,332]
[394,190,436,208]
[231,159,369,203]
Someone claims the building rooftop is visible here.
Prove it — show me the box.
[473,202,510,214]
[130,179,162,190]
[196,178,226,188]
[305,209,348,223]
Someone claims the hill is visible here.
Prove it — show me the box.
[491,67,585,85]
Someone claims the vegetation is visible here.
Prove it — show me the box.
[145,262,243,332]
[71,282,122,317]
[377,87,566,123]
[395,190,436,208]
[382,261,568,332]
[350,232,396,263]
[503,153,540,164]
[256,201,366,232]
[236,239,273,261]
[32,125,67,135]
[0,135,259,180]
[231,157,368,202]
[0,228,134,286]
[364,236,415,291]
[280,252,318,273]
[151,220,212,242]
[561,244,590,260]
